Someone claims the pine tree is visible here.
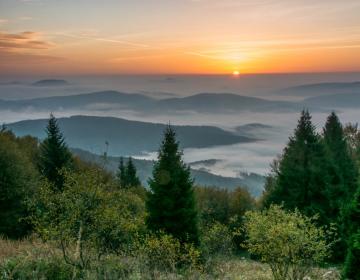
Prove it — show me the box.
[116,157,141,188]
[264,110,331,223]
[342,185,360,279]
[125,157,141,187]
[323,112,358,208]
[323,112,358,261]
[38,114,73,191]
[146,126,199,245]
[116,157,127,187]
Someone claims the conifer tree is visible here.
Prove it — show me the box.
[38,114,73,191]
[125,157,141,187]
[342,184,360,279]
[146,126,199,245]
[116,157,141,188]
[323,112,358,261]
[116,157,127,187]
[323,112,358,208]
[264,110,331,223]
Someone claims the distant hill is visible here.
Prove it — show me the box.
[304,91,360,108]
[7,115,256,155]
[278,81,360,98]
[72,148,265,197]
[0,91,300,113]
[32,79,69,86]
[156,93,298,113]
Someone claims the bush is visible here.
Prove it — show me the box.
[139,233,201,273]
[31,168,146,271]
[243,205,331,280]
[201,222,234,257]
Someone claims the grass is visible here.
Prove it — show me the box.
[0,238,341,280]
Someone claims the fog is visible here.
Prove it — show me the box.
[1,73,360,177]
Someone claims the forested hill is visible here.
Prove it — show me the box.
[7,115,256,155]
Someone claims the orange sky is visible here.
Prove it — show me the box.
[1,0,360,75]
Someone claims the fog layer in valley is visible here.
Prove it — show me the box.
[1,73,360,180]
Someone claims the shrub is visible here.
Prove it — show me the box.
[31,168,146,271]
[201,222,234,257]
[139,233,201,273]
[243,205,331,280]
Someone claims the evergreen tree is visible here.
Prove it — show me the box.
[323,112,358,207]
[342,185,360,279]
[146,126,199,245]
[38,114,73,191]
[263,110,331,223]
[116,157,127,187]
[323,112,358,261]
[125,157,141,187]
[116,157,141,188]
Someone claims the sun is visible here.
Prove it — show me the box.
[232,70,240,76]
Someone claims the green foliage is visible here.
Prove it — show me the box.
[342,184,360,279]
[195,186,255,226]
[201,222,234,257]
[0,130,38,238]
[263,110,331,224]
[243,205,331,280]
[38,114,73,191]
[138,233,201,273]
[31,168,146,270]
[116,157,141,189]
[323,112,359,261]
[146,126,199,245]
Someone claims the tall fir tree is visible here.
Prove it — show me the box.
[38,114,73,191]
[342,184,360,279]
[116,157,141,188]
[323,112,359,261]
[125,157,141,187]
[146,126,199,245]
[116,157,127,187]
[263,110,331,223]
[323,112,358,208]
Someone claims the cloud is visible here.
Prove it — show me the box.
[0,19,9,25]
[0,31,62,68]
[0,31,53,50]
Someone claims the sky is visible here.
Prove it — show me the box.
[1,0,360,75]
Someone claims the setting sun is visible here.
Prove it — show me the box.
[233,70,240,76]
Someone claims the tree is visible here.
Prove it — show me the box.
[31,168,146,272]
[38,114,73,190]
[146,126,199,245]
[263,110,331,224]
[323,112,358,207]
[116,157,126,187]
[117,157,141,189]
[0,130,38,238]
[323,112,358,261]
[243,205,331,280]
[125,157,141,187]
[342,185,360,279]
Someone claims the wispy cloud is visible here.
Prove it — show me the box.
[56,32,154,49]
[0,19,9,25]
[0,31,53,50]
